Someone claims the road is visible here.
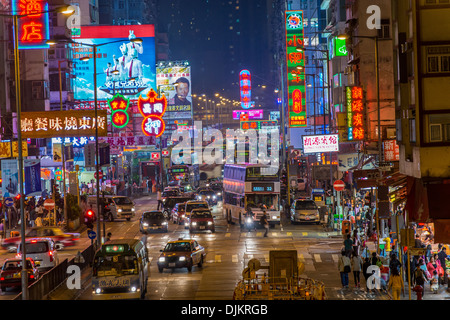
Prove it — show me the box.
[0,194,391,300]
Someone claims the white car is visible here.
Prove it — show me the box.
[17,238,60,272]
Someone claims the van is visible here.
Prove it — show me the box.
[87,195,136,222]
[290,199,320,224]
[17,238,60,272]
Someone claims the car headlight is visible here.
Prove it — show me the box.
[207,221,213,225]
[272,215,277,220]
[143,222,149,227]
[197,196,202,200]
[181,214,185,218]
[179,256,186,261]
[213,196,216,199]
[217,192,222,196]
[95,288,101,294]
[118,209,122,213]
[191,222,197,226]
[130,286,137,292]
[158,257,165,262]
[162,221,168,225]
[132,208,135,212]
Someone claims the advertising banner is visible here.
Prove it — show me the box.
[2,160,19,198]
[24,159,41,196]
[232,109,264,120]
[72,24,156,100]
[285,10,306,127]
[156,64,193,137]
[0,141,28,158]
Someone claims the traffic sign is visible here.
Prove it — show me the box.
[44,199,55,210]
[333,180,345,192]
[4,197,14,207]
[87,230,96,240]
[94,171,103,179]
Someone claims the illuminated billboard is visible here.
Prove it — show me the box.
[72,24,156,101]
[345,86,365,141]
[303,134,339,154]
[334,37,348,57]
[13,0,50,49]
[285,10,306,128]
[156,64,193,137]
[240,70,254,109]
[232,109,263,120]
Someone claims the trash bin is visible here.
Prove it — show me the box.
[342,220,351,235]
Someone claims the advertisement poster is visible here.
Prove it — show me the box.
[1,160,19,198]
[24,159,42,196]
[72,24,156,101]
[156,64,193,137]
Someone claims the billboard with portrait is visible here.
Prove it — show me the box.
[156,64,193,137]
[72,24,156,101]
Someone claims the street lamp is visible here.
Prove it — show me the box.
[3,4,74,300]
[47,37,142,246]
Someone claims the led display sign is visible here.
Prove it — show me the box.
[232,109,263,120]
[251,183,274,192]
[285,10,306,127]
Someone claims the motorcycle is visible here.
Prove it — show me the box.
[244,216,254,232]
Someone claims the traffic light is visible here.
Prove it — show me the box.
[84,209,95,229]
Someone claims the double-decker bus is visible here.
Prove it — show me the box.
[223,164,281,227]
[91,239,149,300]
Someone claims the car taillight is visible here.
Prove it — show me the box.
[49,250,54,262]
[72,238,79,242]
[0,277,4,281]
[29,275,34,279]
[16,253,21,259]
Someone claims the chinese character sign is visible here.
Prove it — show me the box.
[138,89,167,138]
[302,134,339,154]
[383,140,400,161]
[285,10,306,128]
[21,110,108,138]
[346,86,365,141]
[13,0,50,49]
[240,70,253,109]
[107,93,130,128]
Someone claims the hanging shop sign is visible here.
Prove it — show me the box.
[383,140,400,162]
[21,110,108,139]
[13,0,50,49]
[345,86,365,141]
[107,93,130,128]
[302,134,339,154]
[285,10,306,127]
[138,89,167,138]
[239,70,254,109]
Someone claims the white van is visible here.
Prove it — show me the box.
[87,195,136,222]
[17,238,60,271]
[290,199,320,224]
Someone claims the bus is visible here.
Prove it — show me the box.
[167,164,199,191]
[91,238,149,300]
[223,164,281,227]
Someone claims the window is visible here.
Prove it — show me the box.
[377,19,390,39]
[427,46,450,73]
[409,118,416,143]
[428,114,450,142]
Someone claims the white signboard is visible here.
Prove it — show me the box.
[302,134,339,154]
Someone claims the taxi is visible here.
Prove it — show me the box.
[157,238,206,273]
[188,208,215,233]
[0,258,39,292]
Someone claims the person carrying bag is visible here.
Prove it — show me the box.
[338,250,351,288]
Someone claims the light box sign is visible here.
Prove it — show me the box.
[383,140,400,162]
[72,24,156,100]
[345,86,365,141]
[13,0,50,49]
[334,37,348,57]
[285,10,306,127]
[303,134,339,154]
[138,89,167,138]
[241,120,278,130]
[232,109,263,120]
[21,110,108,139]
[240,70,253,109]
[107,93,130,128]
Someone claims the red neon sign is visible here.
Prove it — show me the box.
[14,0,50,49]
[350,86,364,140]
[138,89,167,138]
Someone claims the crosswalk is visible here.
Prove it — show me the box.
[140,231,333,240]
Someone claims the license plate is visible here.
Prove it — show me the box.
[151,227,158,229]
[13,273,21,279]
[200,226,205,230]
[169,263,176,267]
[305,217,310,220]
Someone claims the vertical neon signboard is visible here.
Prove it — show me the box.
[107,93,130,129]
[240,70,253,109]
[285,10,306,127]
[346,86,364,140]
[13,0,50,49]
[138,89,167,138]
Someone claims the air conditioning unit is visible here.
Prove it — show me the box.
[429,123,442,142]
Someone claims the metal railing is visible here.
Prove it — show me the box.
[14,244,95,300]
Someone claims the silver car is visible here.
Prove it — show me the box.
[290,199,320,224]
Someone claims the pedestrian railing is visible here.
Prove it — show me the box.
[13,244,95,300]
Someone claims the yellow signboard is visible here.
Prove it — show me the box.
[0,141,28,158]
[21,110,108,139]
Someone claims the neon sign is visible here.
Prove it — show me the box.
[138,89,167,138]
[107,94,130,128]
[285,10,306,127]
[346,86,365,140]
[239,70,253,109]
[13,0,50,49]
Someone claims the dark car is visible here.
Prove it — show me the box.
[210,182,223,201]
[157,239,206,272]
[188,209,215,233]
[139,211,169,233]
[1,227,80,252]
[196,188,218,205]
[183,201,209,228]
[163,196,193,218]
[0,258,39,291]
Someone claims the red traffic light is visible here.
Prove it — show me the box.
[15,194,21,200]
[86,210,94,217]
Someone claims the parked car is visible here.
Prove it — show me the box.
[140,211,169,233]
[290,199,320,224]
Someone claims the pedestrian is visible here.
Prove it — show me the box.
[0,219,4,239]
[352,229,360,256]
[338,250,351,289]
[370,251,381,267]
[412,276,424,300]
[437,245,449,285]
[148,179,153,194]
[351,251,363,288]
[157,188,163,210]
[343,234,353,257]
[387,268,404,300]
[389,253,402,276]
[260,211,269,237]
[413,259,428,297]
[106,232,112,242]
